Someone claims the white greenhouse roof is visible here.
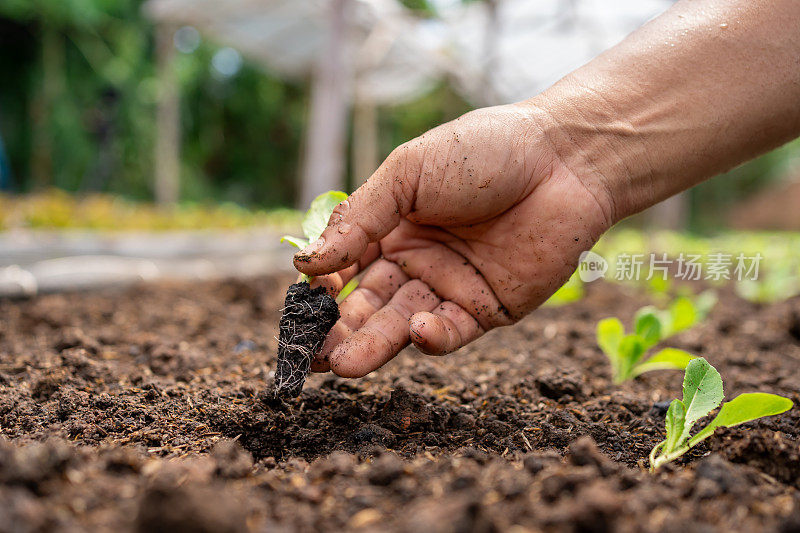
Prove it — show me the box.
[144,0,674,106]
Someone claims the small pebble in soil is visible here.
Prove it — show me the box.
[535,369,585,401]
[351,424,396,447]
[650,400,672,417]
[232,340,257,354]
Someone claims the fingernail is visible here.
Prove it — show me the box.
[337,222,352,235]
[299,237,325,256]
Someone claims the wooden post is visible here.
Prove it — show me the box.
[351,99,378,187]
[30,22,62,189]
[154,24,180,205]
[647,192,689,230]
[300,0,350,206]
[481,0,499,106]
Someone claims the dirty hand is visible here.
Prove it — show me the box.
[293,103,613,377]
[291,0,800,379]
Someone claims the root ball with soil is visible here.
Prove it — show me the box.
[275,281,339,397]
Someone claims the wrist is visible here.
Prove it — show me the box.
[518,80,651,227]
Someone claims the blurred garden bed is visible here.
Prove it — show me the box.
[0,191,300,297]
[0,190,301,232]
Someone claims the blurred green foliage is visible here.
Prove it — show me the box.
[0,189,301,231]
[0,0,311,207]
[595,229,800,302]
[690,138,800,231]
[0,0,468,210]
[0,0,798,228]
[178,53,307,207]
[0,0,157,196]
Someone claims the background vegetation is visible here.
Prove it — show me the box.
[0,0,797,231]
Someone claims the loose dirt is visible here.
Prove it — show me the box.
[1,275,798,532]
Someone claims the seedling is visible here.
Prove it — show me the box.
[649,358,792,471]
[597,293,716,383]
[281,190,349,277]
[636,290,716,339]
[736,265,800,303]
[597,315,694,383]
[275,191,348,397]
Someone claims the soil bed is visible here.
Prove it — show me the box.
[1,274,799,532]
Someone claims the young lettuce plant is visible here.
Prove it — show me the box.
[597,292,716,383]
[280,190,349,274]
[274,191,349,397]
[597,311,695,383]
[649,357,793,471]
[637,290,716,339]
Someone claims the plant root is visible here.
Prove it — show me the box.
[274,282,339,397]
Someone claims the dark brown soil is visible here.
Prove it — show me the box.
[275,281,339,398]
[1,275,799,532]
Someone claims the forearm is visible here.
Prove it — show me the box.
[527,0,800,224]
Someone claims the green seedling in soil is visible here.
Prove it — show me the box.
[597,315,695,383]
[281,190,349,279]
[736,265,800,303]
[636,290,716,339]
[276,191,349,397]
[597,292,716,383]
[649,357,793,472]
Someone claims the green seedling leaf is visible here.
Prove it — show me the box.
[666,296,696,337]
[664,399,687,452]
[597,318,624,357]
[280,190,348,286]
[632,348,695,377]
[597,302,705,384]
[281,190,348,249]
[301,190,348,243]
[688,393,794,447]
[597,318,624,378]
[336,278,359,303]
[649,358,791,471]
[280,235,309,250]
[647,275,672,295]
[634,309,662,349]
[544,272,584,306]
[616,334,646,382]
[680,358,724,441]
[694,290,717,320]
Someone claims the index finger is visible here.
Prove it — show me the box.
[293,144,419,276]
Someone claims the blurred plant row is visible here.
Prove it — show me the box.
[546,229,800,305]
[4,190,796,305]
[0,189,300,231]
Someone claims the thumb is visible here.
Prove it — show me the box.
[294,145,418,276]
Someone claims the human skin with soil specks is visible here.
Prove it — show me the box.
[295,0,800,378]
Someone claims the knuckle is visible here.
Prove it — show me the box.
[400,279,434,300]
[387,142,413,167]
[328,200,350,225]
[341,301,372,327]
[356,286,385,312]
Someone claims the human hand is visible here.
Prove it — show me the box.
[295,102,614,377]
